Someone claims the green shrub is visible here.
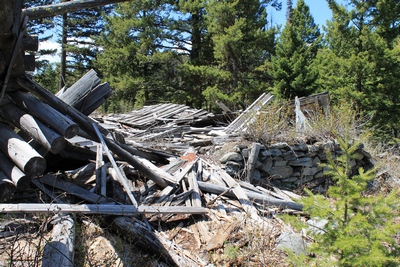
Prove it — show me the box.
[285,134,400,267]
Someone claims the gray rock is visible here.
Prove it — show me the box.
[288,158,313,167]
[220,152,243,163]
[269,142,289,149]
[260,148,282,157]
[269,166,293,179]
[260,159,273,173]
[306,218,329,235]
[274,159,288,167]
[241,148,250,158]
[292,143,309,152]
[281,177,299,183]
[302,167,319,176]
[276,232,307,255]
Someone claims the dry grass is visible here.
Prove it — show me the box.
[208,214,288,267]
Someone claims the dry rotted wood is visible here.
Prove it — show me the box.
[95,144,107,196]
[0,122,46,177]
[225,93,274,134]
[0,103,66,153]
[19,76,173,188]
[206,221,237,251]
[56,70,112,115]
[10,91,79,138]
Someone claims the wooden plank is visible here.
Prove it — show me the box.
[188,164,202,207]
[225,93,274,134]
[197,181,303,211]
[206,222,236,251]
[0,204,208,215]
[93,123,138,207]
[39,174,109,204]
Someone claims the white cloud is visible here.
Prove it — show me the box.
[38,40,61,63]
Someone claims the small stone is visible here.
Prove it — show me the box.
[220,152,243,163]
[288,158,313,167]
[276,232,307,255]
[269,166,293,179]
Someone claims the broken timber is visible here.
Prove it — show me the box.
[0,204,208,216]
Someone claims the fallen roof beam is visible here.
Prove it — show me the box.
[23,0,133,20]
[0,203,209,216]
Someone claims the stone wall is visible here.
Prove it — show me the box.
[219,141,374,192]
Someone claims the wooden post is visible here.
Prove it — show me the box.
[0,122,46,177]
[10,91,79,138]
[0,103,66,153]
[246,142,261,183]
[0,151,30,190]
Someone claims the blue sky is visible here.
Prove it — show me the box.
[267,0,345,29]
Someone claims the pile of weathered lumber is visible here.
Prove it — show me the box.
[0,67,302,265]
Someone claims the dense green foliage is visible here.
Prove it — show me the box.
[284,133,400,266]
[30,0,400,140]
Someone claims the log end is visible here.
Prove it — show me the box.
[24,156,47,177]
[0,179,16,201]
[13,174,31,190]
[49,136,67,154]
[63,124,80,139]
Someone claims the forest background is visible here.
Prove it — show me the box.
[25,0,400,142]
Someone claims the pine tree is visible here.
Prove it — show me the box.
[270,0,321,99]
[286,133,400,266]
[317,0,400,139]
[94,1,182,111]
[203,0,278,107]
[58,2,114,88]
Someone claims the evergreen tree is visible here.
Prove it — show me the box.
[317,0,400,139]
[204,0,278,107]
[24,1,57,71]
[58,2,114,88]
[95,1,182,111]
[270,0,321,99]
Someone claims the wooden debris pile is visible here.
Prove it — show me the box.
[0,71,304,266]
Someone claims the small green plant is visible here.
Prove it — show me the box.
[224,243,239,260]
[285,133,400,266]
